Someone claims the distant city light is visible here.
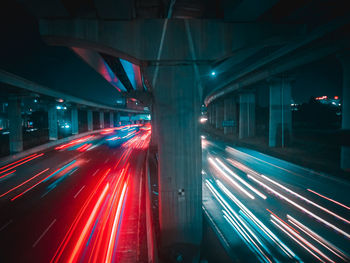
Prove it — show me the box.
[60,123,70,129]
[211,71,216,76]
[315,96,328,100]
[34,99,38,103]
[334,96,339,100]
[56,105,67,110]
[57,98,64,103]
[200,117,208,123]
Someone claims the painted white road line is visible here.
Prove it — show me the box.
[74,185,85,199]
[32,219,56,248]
[92,168,100,177]
[0,219,13,232]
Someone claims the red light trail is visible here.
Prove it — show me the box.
[0,168,49,198]
[0,153,44,177]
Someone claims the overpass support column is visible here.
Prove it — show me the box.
[99,111,104,129]
[48,105,58,140]
[268,78,292,147]
[339,51,350,170]
[239,93,255,138]
[87,110,93,131]
[71,107,78,135]
[213,103,216,127]
[224,98,236,135]
[207,104,211,125]
[116,112,120,126]
[8,96,23,153]
[109,112,114,128]
[147,65,202,261]
[150,105,158,148]
[210,103,214,126]
[216,101,224,130]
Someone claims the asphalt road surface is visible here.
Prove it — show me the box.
[0,124,150,263]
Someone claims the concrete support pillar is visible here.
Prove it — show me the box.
[208,105,211,125]
[207,105,211,125]
[99,111,104,129]
[147,65,202,261]
[8,97,23,153]
[109,112,114,128]
[48,105,58,140]
[338,51,350,170]
[87,110,93,131]
[224,98,236,135]
[150,105,158,148]
[71,107,78,135]
[210,104,215,126]
[269,78,292,147]
[215,101,224,130]
[239,93,255,139]
[116,112,120,126]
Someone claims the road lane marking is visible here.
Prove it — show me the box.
[0,219,13,232]
[32,219,56,248]
[74,185,85,199]
[70,167,79,175]
[92,169,100,177]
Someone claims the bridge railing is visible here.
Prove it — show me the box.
[144,148,159,263]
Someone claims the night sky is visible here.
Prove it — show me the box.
[0,1,122,107]
[0,1,343,105]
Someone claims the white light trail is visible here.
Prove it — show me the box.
[287,215,349,261]
[208,157,255,199]
[259,174,350,224]
[248,175,350,239]
[270,214,335,263]
[215,158,267,199]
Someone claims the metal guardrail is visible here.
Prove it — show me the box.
[144,149,159,263]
